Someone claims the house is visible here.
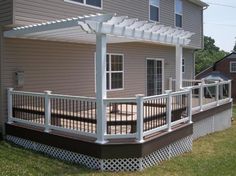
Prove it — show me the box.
[0,0,232,172]
[196,52,236,101]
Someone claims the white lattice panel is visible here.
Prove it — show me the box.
[6,135,100,170]
[142,135,193,169]
[101,158,141,171]
[6,135,193,171]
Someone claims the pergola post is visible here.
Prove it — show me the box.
[95,33,107,144]
[175,45,183,91]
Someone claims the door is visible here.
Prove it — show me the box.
[147,59,164,96]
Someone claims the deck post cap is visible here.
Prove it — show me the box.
[44,90,52,94]
[136,94,145,97]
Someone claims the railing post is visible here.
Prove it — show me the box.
[44,90,52,133]
[169,77,173,91]
[198,83,203,111]
[7,88,14,124]
[165,90,172,132]
[187,88,193,124]
[136,94,144,143]
[215,81,219,106]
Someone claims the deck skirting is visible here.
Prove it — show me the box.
[193,108,232,140]
[6,134,192,171]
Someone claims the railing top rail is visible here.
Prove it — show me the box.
[10,90,45,97]
[10,90,97,101]
[143,93,168,101]
[183,80,231,90]
[171,89,190,96]
[50,94,96,101]
[104,97,136,103]
[172,78,202,83]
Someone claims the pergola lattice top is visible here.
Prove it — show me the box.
[4,13,194,46]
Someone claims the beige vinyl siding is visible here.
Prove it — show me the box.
[1,38,194,129]
[12,0,203,49]
[3,39,194,96]
[183,49,195,79]
[183,0,203,49]
[0,0,13,26]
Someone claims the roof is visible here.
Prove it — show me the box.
[4,14,194,46]
[213,52,236,69]
[196,52,236,78]
[188,0,209,7]
[204,71,229,81]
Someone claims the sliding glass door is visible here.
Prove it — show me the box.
[147,59,164,96]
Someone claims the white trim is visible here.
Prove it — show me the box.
[64,0,103,10]
[94,53,125,92]
[146,58,165,95]
[230,61,236,73]
[174,0,183,28]
[149,0,160,23]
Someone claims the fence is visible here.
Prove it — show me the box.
[185,80,232,112]
[7,80,231,143]
[8,89,97,138]
[169,78,203,91]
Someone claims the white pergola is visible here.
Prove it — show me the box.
[4,13,194,143]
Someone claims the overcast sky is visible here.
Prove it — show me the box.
[203,0,236,52]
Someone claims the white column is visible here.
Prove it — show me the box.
[187,88,193,124]
[175,45,183,91]
[7,88,14,124]
[44,90,52,133]
[136,94,144,143]
[95,33,107,144]
[165,90,172,132]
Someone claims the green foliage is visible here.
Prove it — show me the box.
[195,36,228,74]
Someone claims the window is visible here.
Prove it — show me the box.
[182,58,185,73]
[65,0,102,8]
[175,0,183,28]
[106,54,124,90]
[230,62,236,73]
[95,54,124,91]
[149,0,160,22]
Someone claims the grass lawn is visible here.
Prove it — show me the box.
[0,106,236,176]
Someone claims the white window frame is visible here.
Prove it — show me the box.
[149,0,160,23]
[230,61,236,73]
[94,53,124,92]
[146,58,165,95]
[182,58,185,73]
[64,0,103,10]
[175,0,183,28]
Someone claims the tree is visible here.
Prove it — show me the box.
[233,42,236,52]
[195,36,228,74]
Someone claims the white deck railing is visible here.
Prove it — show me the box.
[7,80,231,143]
[169,78,203,91]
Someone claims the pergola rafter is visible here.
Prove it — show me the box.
[4,13,194,46]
